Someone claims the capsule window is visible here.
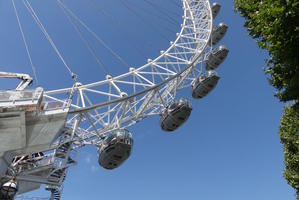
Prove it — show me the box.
[113,155,122,160]
[169,103,177,110]
[178,117,185,121]
[105,147,115,153]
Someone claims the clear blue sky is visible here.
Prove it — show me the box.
[0,0,295,199]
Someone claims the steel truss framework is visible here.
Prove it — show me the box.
[8,0,214,199]
[45,0,213,145]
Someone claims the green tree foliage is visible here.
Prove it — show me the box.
[234,0,299,197]
[234,0,299,102]
[280,105,299,193]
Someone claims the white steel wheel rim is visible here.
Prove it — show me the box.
[43,0,213,142]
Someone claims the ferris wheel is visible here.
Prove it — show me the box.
[0,0,228,199]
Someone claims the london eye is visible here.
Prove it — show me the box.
[0,0,228,199]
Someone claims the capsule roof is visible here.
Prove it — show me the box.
[212,3,221,19]
[205,45,229,70]
[210,23,228,45]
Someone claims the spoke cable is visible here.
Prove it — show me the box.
[119,0,171,42]
[22,0,76,80]
[142,0,180,26]
[123,0,176,34]
[164,0,184,18]
[57,1,109,75]
[88,0,149,60]
[169,0,182,9]
[57,0,130,69]
[11,0,39,85]
[124,0,178,28]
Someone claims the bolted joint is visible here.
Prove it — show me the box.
[106,75,112,80]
